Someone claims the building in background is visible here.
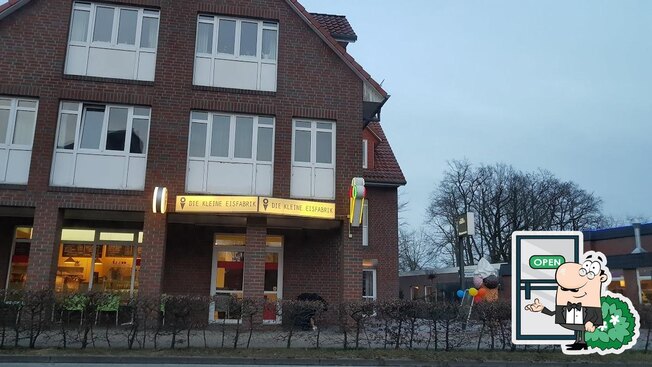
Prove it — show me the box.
[0,0,405,323]
[401,223,652,306]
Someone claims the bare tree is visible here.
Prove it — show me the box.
[398,229,438,272]
[426,161,608,263]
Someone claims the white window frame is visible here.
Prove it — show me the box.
[291,119,336,199]
[362,201,369,246]
[194,15,278,90]
[362,139,368,169]
[54,102,151,157]
[186,112,275,193]
[362,269,377,301]
[66,2,160,80]
[263,237,284,325]
[0,97,38,183]
[56,228,142,298]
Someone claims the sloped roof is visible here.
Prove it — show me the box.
[364,122,406,186]
[310,13,357,42]
[285,0,388,98]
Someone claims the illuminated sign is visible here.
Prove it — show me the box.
[174,195,335,219]
[175,196,259,213]
[259,197,335,219]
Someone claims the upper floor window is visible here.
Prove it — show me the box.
[51,102,151,190]
[290,120,335,200]
[0,97,38,184]
[186,112,274,195]
[194,15,278,91]
[65,2,160,81]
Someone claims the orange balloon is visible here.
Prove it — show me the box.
[477,288,487,298]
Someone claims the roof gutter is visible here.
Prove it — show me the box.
[364,180,406,188]
[0,0,31,21]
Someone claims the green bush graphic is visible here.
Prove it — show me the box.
[585,295,637,351]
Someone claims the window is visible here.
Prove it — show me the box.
[186,112,274,195]
[55,229,142,299]
[362,201,369,246]
[291,120,336,199]
[362,139,368,169]
[0,97,38,184]
[363,269,376,301]
[194,15,278,91]
[5,227,32,293]
[51,102,150,190]
[65,2,160,81]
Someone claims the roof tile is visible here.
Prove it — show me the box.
[310,13,357,42]
[364,122,406,186]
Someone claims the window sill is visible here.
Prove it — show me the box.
[192,85,276,96]
[0,183,27,191]
[63,74,155,87]
[48,186,143,196]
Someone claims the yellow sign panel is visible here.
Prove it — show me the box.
[174,195,336,219]
[175,195,259,213]
[259,197,336,219]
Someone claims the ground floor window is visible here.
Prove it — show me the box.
[54,229,142,299]
[210,234,283,323]
[5,227,32,291]
[362,268,376,301]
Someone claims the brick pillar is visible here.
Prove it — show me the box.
[26,201,63,291]
[243,216,266,322]
[139,211,167,299]
[623,269,640,305]
[340,223,362,302]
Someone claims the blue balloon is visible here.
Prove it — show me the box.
[456,290,465,299]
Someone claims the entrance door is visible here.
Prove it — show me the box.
[264,236,283,323]
[210,234,283,323]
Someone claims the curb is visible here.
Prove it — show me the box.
[0,356,650,367]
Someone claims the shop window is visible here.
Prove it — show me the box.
[291,120,336,199]
[211,234,283,323]
[54,229,142,299]
[639,267,652,304]
[362,269,376,301]
[194,15,278,91]
[5,227,33,292]
[51,102,150,190]
[186,112,274,195]
[0,96,38,184]
[65,2,159,81]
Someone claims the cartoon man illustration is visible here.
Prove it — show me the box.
[525,251,609,351]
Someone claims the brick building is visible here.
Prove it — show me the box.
[0,0,405,323]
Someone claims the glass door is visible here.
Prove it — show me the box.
[5,227,32,293]
[264,235,283,323]
[210,234,245,322]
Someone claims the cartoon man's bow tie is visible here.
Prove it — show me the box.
[566,301,582,311]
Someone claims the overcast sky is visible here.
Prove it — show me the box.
[302,0,652,229]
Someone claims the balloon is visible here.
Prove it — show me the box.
[456,290,465,299]
[483,275,499,289]
[477,288,487,298]
[474,295,483,303]
[468,287,478,297]
[473,275,483,288]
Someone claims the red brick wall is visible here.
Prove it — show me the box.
[363,187,399,300]
[161,223,214,296]
[0,0,391,296]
